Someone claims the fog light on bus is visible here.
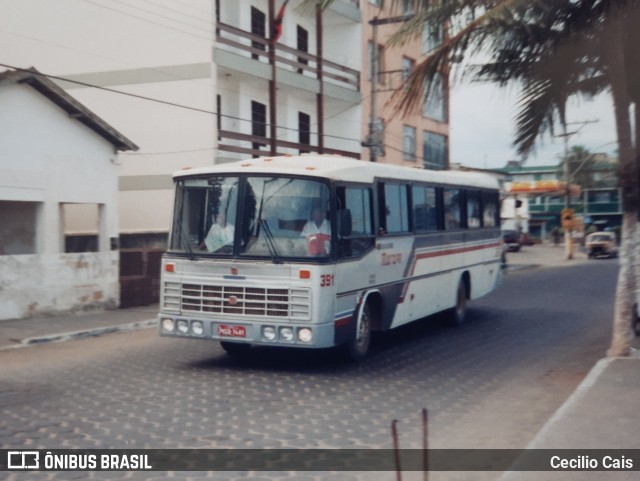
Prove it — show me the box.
[298,328,313,343]
[263,326,276,341]
[280,327,294,342]
[191,321,204,336]
[177,319,189,334]
[161,318,175,333]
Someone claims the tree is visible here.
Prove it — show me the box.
[311,0,639,355]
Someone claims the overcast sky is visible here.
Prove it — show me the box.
[450,81,618,170]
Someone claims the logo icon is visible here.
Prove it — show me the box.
[8,451,40,469]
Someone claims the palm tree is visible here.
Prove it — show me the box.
[311,0,639,355]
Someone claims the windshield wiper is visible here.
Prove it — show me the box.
[181,229,196,260]
[260,218,282,264]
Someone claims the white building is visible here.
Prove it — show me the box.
[0,69,137,320]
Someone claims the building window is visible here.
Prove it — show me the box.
[402,125,416,161]
[369,0,383,7]
[423,131,448,170]
[251,7,266,60]
[216,94,222,140]
[422,22,443,53]
[299,111,310,153]
[402,0,414,14]
[251,100,267,155]
[297,25,309,74]
[63,203,100,253]
[423,73,446,121]
[0,201,38,255]
[402,56,414,81]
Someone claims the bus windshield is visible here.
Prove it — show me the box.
[169,175,332,260]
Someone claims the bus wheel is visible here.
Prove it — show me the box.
[345,303,372,362]
[449,279,467,326]
[220,341,251,355]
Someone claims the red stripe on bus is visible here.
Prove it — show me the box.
[399,241,500,303]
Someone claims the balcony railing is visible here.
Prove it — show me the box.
[217,129,359,159]
[216,22,360,91]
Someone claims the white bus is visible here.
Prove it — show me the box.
[159,155,502,360]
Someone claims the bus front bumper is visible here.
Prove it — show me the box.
[158,314,336,349]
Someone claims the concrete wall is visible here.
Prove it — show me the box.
[0,252,119,320]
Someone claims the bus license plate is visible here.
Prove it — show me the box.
[218,324,246,338]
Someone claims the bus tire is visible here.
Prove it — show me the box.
[220,341,251,355]
[448,278,467,326]
[345,302,372,362]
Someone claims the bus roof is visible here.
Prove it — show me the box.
[173,154,499,190]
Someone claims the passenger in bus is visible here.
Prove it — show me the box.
[301,203,331,255]
[200,212,235,253]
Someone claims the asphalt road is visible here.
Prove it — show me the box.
[0,258,619,481]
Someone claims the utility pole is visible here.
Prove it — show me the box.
[554,119,598,260]
[363,15,413,162]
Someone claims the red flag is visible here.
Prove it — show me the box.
[272,0,290,42]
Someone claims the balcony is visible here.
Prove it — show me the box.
[215,22,360,92]
[214,19,362,160]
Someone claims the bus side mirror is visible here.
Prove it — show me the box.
[338,209,352,237]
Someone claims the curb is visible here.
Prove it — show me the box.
[0,319,157,351]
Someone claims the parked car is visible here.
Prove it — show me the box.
[502,229,522,252]
[585,231,618,258]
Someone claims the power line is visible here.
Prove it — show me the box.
[0,63,217,115]
[0,63,365,149]
[79,0,213,42]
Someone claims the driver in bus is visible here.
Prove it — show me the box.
[300,202,331,255]
[199,211,234,253]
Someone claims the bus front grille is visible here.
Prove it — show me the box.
[164,283,311,320]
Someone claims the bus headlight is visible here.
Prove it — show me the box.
[263,326,276,341]
[161,318,175,333]
[280,327,294,342]
[298,328,313,343]
[191,321,204,336]
[177,319,189,334]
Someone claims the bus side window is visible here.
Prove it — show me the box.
[382,183,410,235]
[466,190,481,228]
[443,188,462,230]
[482,191,499,227]
[337,186,374,258]
[412,184,438,233]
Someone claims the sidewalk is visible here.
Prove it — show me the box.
[0,304,158,350]
[1,246,639,479]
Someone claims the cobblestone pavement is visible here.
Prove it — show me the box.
[0,259,619,481]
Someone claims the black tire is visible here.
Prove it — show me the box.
[345,302,372,362]
[220,341,251,355]
[448,278,467,326]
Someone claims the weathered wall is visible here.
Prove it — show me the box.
[0,252,119,321]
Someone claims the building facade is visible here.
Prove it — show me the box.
[0,69,136,319]
[499,157,622,241]
[361,0,450,169]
